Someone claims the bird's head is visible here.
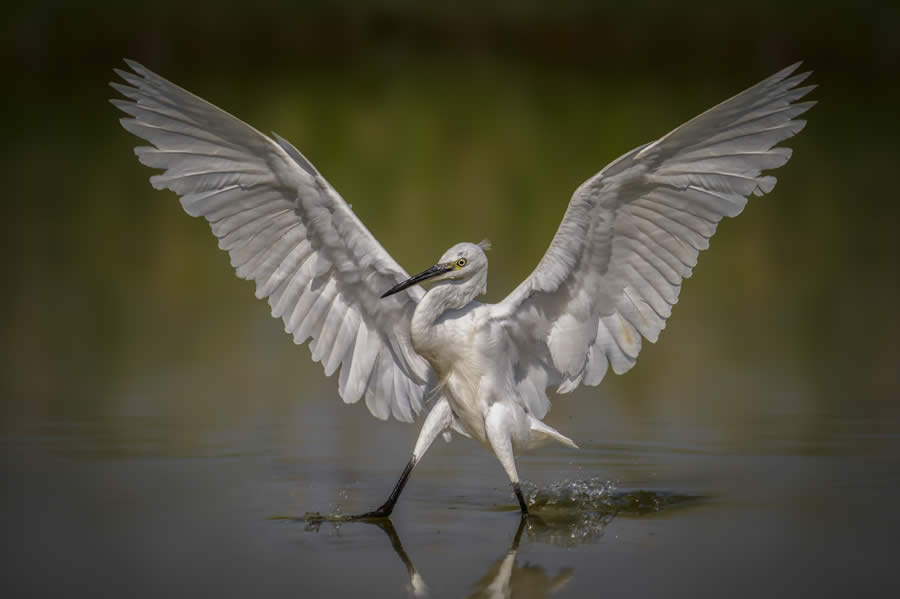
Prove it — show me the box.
[381,240,491,299]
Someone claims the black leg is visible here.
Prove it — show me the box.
[511,512,527,549]
[350,458,416,519]
[513,482,529,515]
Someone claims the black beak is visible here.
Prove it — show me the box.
[381,264,451,298]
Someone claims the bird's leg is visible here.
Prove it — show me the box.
[352,458,416,519]
[485,404,530,515]
[513,482,529,515]
[350,397,454,520]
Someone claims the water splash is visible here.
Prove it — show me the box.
[282,488,353,530]
[519,478,701,546]
[282,479,701,543]
[270,505,354,531]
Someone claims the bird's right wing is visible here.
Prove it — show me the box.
[111,60,435,422]
[494,63,815,418]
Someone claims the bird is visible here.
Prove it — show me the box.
[111,60,814,517]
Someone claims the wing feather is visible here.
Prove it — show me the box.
[112,60,436,422]
[497,63,814,414]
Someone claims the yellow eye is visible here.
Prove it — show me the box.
[456,258,467,268]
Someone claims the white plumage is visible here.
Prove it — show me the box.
[112,61,436,424]
[112,61,814,516]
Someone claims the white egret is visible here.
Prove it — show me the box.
[111,61,814,516]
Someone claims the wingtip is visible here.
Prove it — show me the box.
[122,58,145,73]
[781,61,804,78]
[766,61,810,87]
[110,71,132,91]
[108,80,131,95]
[788,70,815,88]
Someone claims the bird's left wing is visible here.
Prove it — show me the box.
[493,63,815,418]
[111,60,435,422]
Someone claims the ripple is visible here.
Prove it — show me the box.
[281,478,702,542]
[520,478,702,546]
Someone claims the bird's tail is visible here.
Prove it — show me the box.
[527,416,578,449]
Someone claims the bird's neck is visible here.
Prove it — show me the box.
[411,278,484,352]
[415,281,473,325]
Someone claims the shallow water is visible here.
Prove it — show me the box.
[6,380,899,598]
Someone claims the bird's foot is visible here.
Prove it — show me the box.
[348,505,393,520]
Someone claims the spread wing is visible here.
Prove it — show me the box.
[111,60,436,422]
[494,63,815,418]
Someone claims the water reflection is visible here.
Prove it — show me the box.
[302,517,571,599]
[366,519,429,599]
[298,480,699,597]
[467,518,573,599]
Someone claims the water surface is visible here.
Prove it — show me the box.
[6,377,899,597]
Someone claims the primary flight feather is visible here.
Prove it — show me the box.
[112,61,814,516]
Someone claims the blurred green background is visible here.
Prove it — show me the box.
[3,2,900,597]
[3,0,897,436]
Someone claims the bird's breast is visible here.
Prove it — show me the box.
[410,307,511,444]
[411,306,478,372]
[411,319,469,380]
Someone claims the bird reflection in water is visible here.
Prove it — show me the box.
[302,516,573,599]
[467,518,574,599]
[300,481,699,597]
